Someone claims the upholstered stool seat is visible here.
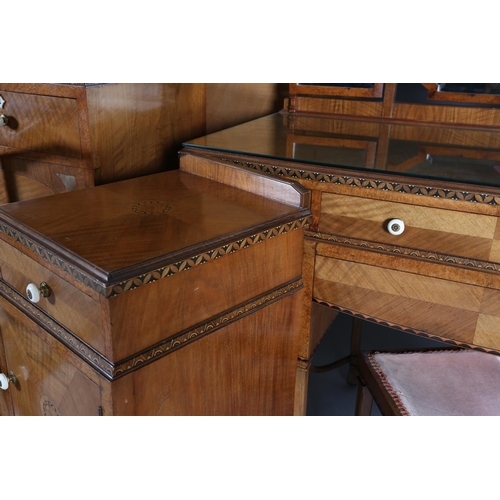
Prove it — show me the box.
[356,349,500,416]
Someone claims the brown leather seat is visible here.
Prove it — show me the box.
[355,348,500,416]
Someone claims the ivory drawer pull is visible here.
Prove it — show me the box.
[387,218,405,236]
[0,371,17,391]
[26,282,51,303]
[0,114,8,127]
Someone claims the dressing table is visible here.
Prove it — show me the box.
[181,86,500,414]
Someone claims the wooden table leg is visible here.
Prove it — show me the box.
[346,317,363,385]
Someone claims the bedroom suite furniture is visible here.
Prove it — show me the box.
[0,83,285,204]
[0,164,311,415]
[182,83,500,415]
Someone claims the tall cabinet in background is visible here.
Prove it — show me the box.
[0,83,286,204]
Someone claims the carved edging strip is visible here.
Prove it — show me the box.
[0,278,303,380]
[312,298,500,356]
[0,217,311,298]
[106,217,311,297]
[113,278,304,377]
[0,281,114,379]
[364,353,411,416]
[221,157,500,206]
[307,230,500,273]
[0,222,106,295]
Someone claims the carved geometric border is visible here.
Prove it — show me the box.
[0,221,106,295]
[113,278,304,377]
[0,280,114,379]
[307,230,500,273]
[312,297,500,356]
[0,216,311,298]
[107,217,311,297]
[0,277,303,380]
[221,157,500,206]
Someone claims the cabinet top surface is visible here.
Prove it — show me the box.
[0,170,307,283]
[184,113,500,190]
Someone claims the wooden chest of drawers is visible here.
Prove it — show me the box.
[0,165,311,415]
[0,83,206,203]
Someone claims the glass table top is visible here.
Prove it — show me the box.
[183,113,500,189]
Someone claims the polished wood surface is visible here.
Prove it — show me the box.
[0,170,309,278]
[0,296,102,416]
[287,83,500,128]
[319,193,500,263]
[0,168,310,415]
[180,152,310,207]
[205,83,287,134]
[0,91,80,156]
[0,83,283,204]
[0,156,89,201]
[110,292,302,416]
[182,109,500,413]
[0,239,105,353]
[86,83,206,183]
[107,230,304,361]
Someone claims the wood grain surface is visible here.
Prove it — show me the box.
[319,192,500,263]
[0,239,106,353]
[0,296,102,416]
[110,292,303,416]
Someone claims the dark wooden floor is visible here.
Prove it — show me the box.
[306,312,448,416]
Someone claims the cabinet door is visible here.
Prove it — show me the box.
[0,297,102,416]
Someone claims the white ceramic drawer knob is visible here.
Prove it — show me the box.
[26,282,51,303]
[0,372,16,391]
[387,218,405,236]
[0,114,8,127]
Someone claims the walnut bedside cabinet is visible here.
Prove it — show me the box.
[0,163,311,415]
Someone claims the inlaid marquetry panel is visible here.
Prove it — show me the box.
[316,257,484,311]
[314,256,500,350]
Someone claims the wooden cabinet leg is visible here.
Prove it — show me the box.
[294,359,310,416]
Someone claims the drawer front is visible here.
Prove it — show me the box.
[319,193,500,264]
[314,254,500,351]
[0,239,105,354]
[0,156,90,203]
[0,91,80,157]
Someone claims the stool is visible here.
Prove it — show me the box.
[355,348,500,416]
